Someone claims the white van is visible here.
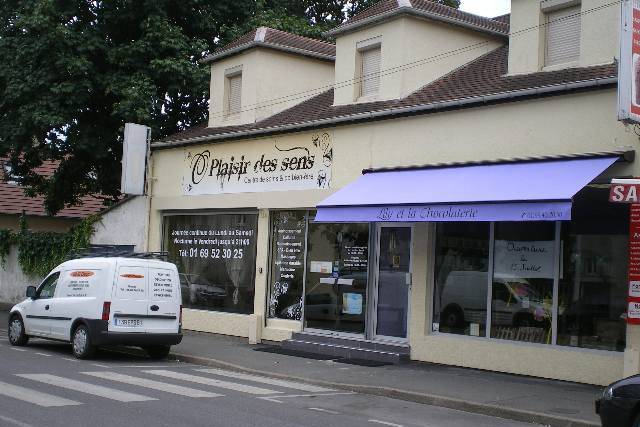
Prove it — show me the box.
[7,257,183,359]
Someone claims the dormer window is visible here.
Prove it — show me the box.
[543,2,581,67]
[357,37,382,100]
[225,66,242,116]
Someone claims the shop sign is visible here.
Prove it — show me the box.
[609,181,640,203]
[182,132,332,195]
[617,0,640,124]
[493,240,556,279]
[629,204,640,324]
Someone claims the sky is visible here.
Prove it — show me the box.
[459,0,511,18]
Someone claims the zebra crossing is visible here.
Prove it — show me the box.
[1,367,340,408]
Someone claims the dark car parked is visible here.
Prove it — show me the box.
[597,375,640,427]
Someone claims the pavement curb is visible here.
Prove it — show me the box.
[170,352,599,427]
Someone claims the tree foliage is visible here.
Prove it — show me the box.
[0,0,460,214]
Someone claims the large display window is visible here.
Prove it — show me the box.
[164,212,258,314]
[432,188,628,351]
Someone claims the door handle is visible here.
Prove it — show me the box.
[45,305,50,310]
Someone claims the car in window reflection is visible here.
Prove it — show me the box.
[439,271,550,330]
[179,273,226,305]
[596,375,640,427]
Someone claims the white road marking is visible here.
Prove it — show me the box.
[258,391,356,403]
[195,368,334,393]
[91,363,109,368]
[34,352,51,357]
[368,420,404,427]
[143,370,281,395]
[82,371,223,398]
[10,348,27,352]
[17,374,156,402]
[0,380,81,407]
[0,414,36,427]
[308,407,340,415]
[62,357,79,363]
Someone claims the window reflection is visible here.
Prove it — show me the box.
[433,223,490,336]
[491,222,555,344]
[557,188,628,351]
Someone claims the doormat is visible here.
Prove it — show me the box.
[334,358,392,367]
[253,346,337,360]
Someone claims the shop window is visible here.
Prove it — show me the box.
[432,187,627,353]
[304,219,370,334]
[267,211,309,320]
[163,213,258,314]
[433,223,490,337]
[490,222,556,344]
[557,188,628,351]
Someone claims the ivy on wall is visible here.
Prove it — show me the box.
[0,215,98,276]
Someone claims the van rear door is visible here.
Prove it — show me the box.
[146,265,181,334]
[110,264,149,333]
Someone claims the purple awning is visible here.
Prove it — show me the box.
[315,156,618,222]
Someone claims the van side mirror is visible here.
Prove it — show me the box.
[26,286,36,299]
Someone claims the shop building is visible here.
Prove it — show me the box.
[148,0,637,385]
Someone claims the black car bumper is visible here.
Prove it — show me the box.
[597,397,637,427]
[84,319,182,347]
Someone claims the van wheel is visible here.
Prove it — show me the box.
[145,345,171,360]
[442,306,464,329]
[72,325,95,359]
[8,315,29,346]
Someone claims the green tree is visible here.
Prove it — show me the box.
[0,0,460,215]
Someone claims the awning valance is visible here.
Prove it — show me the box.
[315,156,618,223]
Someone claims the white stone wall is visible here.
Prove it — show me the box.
[0,245,40,306]
[90,196,148,252]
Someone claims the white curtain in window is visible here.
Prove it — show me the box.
[360,47,381,97]
[227,74,242,114]
[545,6,581,67]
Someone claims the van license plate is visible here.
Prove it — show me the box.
[115,318,143,327]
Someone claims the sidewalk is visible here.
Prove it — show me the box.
[170,331,603,427]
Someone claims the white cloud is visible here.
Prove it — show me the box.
[460,0,511,18]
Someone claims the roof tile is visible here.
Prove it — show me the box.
[205,27,335,63]
[0,159,105,219]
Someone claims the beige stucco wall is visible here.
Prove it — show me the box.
[333,16,504,105]
[509,0,620,75]
[208,49,334,128]
[151,87,636,384]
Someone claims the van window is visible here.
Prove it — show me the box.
[58,269,101,298]
[37,272,60,299]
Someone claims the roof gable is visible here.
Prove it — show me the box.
[203,27,336,64]
[326,0,509,37]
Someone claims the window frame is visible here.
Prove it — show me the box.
[224,66,243,117]
[356,37,382,101]
[543,4,582,69]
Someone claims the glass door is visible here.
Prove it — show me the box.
[373,225,412,340]
[303,221,370,335]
